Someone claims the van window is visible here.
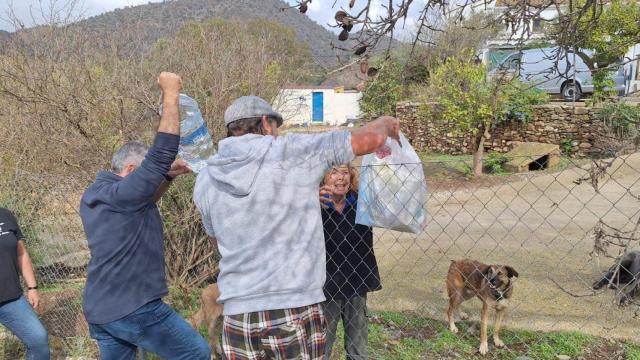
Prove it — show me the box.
[488,50,517,71]
[499,54,520,70]
[508,57,520,70]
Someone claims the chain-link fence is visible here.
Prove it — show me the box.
[324,152,640,359]
[1,151,640,359]
[0,173,93,359]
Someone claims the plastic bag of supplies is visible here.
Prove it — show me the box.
[355,133,428,234]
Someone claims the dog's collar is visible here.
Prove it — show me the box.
[490,280,511,300]
[491,288,505,300]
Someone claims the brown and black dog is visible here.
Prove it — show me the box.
[189,283,224,359]
[446,259,519,355]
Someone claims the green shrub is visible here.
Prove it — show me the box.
[560,138,573,154]
[416,55,497,144]
[597,102,640,139]
[591,69,618,104]
[416,55,500,176]
[360,59,405,118]
[483,151,508,174]
[499,80,550,124]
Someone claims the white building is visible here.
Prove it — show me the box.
[273,86,362,126]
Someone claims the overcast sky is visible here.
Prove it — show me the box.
[0,0,331,31]
[0,0,421,37]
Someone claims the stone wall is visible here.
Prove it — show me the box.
[397,101,605,155]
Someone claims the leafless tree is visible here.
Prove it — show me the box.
[0,0,313,288]
[288,0,605,57]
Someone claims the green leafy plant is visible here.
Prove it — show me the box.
[597,103,640,139]
[499,81,549,124]
[560,138,573,154]
[360,59,405,118]
[418,55,500,176]
[414,55,551,176]
[590,69,617,104]
[483,151,508,174]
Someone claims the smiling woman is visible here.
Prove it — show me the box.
[319,163,382,359]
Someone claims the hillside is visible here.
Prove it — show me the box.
[0,0,406,78]
[75,0,350,67]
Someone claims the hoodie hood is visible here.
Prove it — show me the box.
[203,134,273,196]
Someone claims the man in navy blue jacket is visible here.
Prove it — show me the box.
[79,72,210,360]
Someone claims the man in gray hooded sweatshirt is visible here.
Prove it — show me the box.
[194,95,398,360]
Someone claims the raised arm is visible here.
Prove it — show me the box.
[157,72,182,136]
[151,75,194,202]
[350,116,400,156]
[110,73,184,205]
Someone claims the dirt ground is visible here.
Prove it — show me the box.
[367,153,640,341]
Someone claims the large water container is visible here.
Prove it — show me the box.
[161,94,215,173]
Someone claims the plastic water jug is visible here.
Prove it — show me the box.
[161,94,215,173]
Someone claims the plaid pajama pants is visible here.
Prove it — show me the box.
[222,304,326,360]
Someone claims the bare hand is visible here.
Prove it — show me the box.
[157,72,182,96]
[378,115,400,146]
[319,185,334,209]
[167,159,193,178]
[351,115,401,156]
[27,289,40,310]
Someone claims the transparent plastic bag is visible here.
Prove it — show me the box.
[356,133,428,234]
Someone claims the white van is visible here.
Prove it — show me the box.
[490,47,626,101]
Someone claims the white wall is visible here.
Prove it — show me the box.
[474,7,559,46]
[273,88,362,126]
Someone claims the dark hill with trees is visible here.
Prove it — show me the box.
[74,0,350,66]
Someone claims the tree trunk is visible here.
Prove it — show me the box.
[473,138,485,177]
[472,126,490,177]
[573,50,596,71]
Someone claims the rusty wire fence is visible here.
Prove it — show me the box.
[1,151,640,359]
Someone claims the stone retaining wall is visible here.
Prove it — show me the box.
[397,102,605,155]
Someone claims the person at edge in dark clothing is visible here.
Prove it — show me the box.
[0,207,50,360]
[320,163,382,360]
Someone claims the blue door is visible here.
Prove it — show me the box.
[312,92,324,122]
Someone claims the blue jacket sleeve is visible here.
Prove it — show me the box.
[110,133,179,205]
